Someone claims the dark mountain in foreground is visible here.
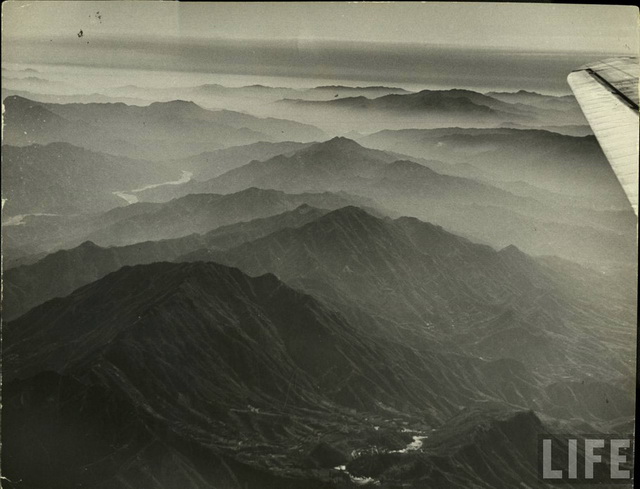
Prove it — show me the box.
[3,261,569,489]
[1,143,178,217]
[2,95,325,160]
[3,205,329,320]
[345,404,632,488]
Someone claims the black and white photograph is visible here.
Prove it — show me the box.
[1,2,638,488]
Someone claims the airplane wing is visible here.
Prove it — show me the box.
[567,57,639,215]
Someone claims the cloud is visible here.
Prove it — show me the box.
[3,36,620,93]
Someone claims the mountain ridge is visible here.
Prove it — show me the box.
[2,95,326,160]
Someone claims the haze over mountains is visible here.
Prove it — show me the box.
[275,87,588,133]
[2,95,325,160]
[115,136,635,265]
[1,57,636,489]
[2,143,179,216]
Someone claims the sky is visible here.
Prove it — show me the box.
[2,2,639,93]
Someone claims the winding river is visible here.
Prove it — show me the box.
[334,433,429,486]
[113,170,193,204]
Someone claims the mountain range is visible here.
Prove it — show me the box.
[275,88,589,131]
[2,96,325,160]
[100,82,412,107]
[3,204,329,320]
[168,140,312,182]
[127,136,635,265]
[358,127,628,204]
[486,89,585,117]
[3,251,633,488]
[7,203,635,386]
[160,137,526,205]
[193,206,635,377]
[2,142,178,217]
[285,88,533,116]
[2,61,636,489]
[1,187,375,264]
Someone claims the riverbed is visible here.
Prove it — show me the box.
[113,170,193,204]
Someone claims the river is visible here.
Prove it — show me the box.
[334,433,428,485]
[113,170,193,204]
[3,212,60,227]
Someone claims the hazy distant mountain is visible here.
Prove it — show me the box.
[372,159,528,206]
[206,137,399,192]
[358,127,630,208]
[499,121,592,137]
[280,88,545,121]
[273,87,591,133]
[97,83,412,116]
[192,83,412,101]
[170,140,313,182]
[303,85,411,99]
[162,136,636,265]
[137,138,509,205]
[486,89,585,118]
[3,205,329,320]
[2,88,151,106]
[1,75,72,94]
[201,137,525,207]
[85,187,378,247]
[102,82,297,105]
[2,187,377,261]
[2,95,325,160]
[2,143,178,217]
[369,161,617,247]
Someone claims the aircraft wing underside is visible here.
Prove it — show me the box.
[568,57,639,215]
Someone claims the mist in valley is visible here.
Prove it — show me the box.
[1,3,638,489]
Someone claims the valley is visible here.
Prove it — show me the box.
[1,5,637,488]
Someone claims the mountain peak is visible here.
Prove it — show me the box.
[320,136,363,149]
[293,137,367,160]
[232,187,284,199]
[3,95,49,111]
[315,205,379,226]
[147,99,202,114]
[150,99,199,107]
[294,203,316,214]
[77,240,101,250]
[499,244,523,255]
[4,261,291,374]
[498,244,536,264]
[387,159,438,173]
